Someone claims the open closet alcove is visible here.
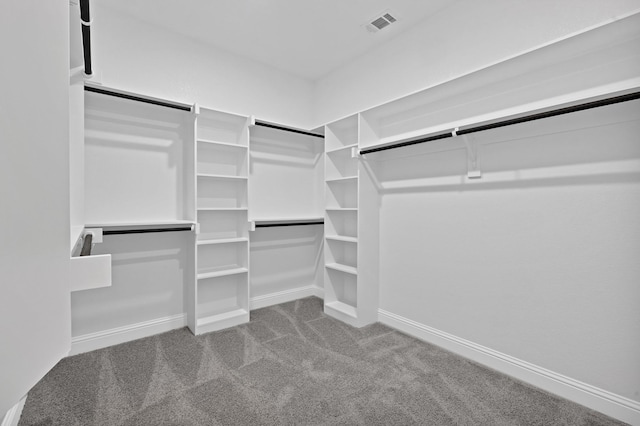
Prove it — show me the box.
[62,12,640,424]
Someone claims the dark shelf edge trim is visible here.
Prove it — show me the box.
[254,120,324,139]
[103,226,193,235]
[255,221,325,228]
[84,85,192,112]
[360,90,640,155]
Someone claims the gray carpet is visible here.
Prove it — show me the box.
[19,297,626,425]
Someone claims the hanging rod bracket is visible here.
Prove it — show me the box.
[457,129,482,179]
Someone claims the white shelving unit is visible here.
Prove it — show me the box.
[323,115,379,327]
[191,106,251,335]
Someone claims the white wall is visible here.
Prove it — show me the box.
[0,0,71,416]
[375,100,640,403]
[91,6,315,129]
[313,0,640,126]
[71,233,190,337]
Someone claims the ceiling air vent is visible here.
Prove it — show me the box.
[366,11,399,33]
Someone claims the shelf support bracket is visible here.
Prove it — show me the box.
[455,128,482,179]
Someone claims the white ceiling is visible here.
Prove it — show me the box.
[98,0,458,81]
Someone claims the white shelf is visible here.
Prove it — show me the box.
[86,220,195,232]
[197,308,249,327]
[325,263,358,275]
[325,301,357,318]
[325,208,358,212]
[197,139,248,149]
[197,237,248,246]
[326,143,358,154]
[251,216,324,226]
[196,308,250,334]
[197,266,248,280]
[325,235,358,244]
[326,176,358,183]
[197,173,248,180]
[197,207,248,211]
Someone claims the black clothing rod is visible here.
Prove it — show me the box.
[79,233,93,256]
[84,86,192,112]
[360,90,640,155]
[359,132,453,155]
[103,227,193,235]
[79,0,92,76]
[254,120,324,139]
[256,221,324,228]
[457,90,640,136]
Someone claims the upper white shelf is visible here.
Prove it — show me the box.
[85,220,195,232]
[326,176,358,183]
[326,143,358,154]
[357,14,640,150]
[197,139,248,149]
[197,173,248,180]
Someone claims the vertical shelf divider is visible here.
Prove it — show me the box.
[324,114,378,327]
[191,105,251,335]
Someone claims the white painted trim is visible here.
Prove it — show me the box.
[250,285,323,310]
[69,314,187,356]
[1,396,26,426]
[378,309,640,425]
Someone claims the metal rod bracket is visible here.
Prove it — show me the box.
[458,130,482,179]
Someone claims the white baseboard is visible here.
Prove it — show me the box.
[250,285,323,310]
[378,309,640,426]
[1,397,26,426]
[69,314,187,356]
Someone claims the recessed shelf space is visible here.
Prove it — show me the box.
[326,238,357,271]
[196,274,249,333]
[197,178,248,209]
[197,141,248,177]
[325,263,357,275]
[326,178,358,209]
[325,268,357,307]
[197,108,249,146]
[325,115,358,151]
[197,237,247,275]
[197,209,248,241]
[325,300,357,319]
[325,149,358,180]
[325,205,357,238]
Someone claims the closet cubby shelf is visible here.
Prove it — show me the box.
[197,266,249,280]
[325,301,357,319]
[326,143,358,154]
[326,176,358,183]
[197,207,248,211]
[197,173,248,180]
[196,237,249,246]
[325,208,358,211]
[251,216,324,225]
[325,263,357,275]
[197,308,249,328]
[86,220,195,232]
[197,139,248,149]
[325,235,358,243]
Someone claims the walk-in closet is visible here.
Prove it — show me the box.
[2,1,639,425]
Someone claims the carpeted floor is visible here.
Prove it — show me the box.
[19,297,626,425]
